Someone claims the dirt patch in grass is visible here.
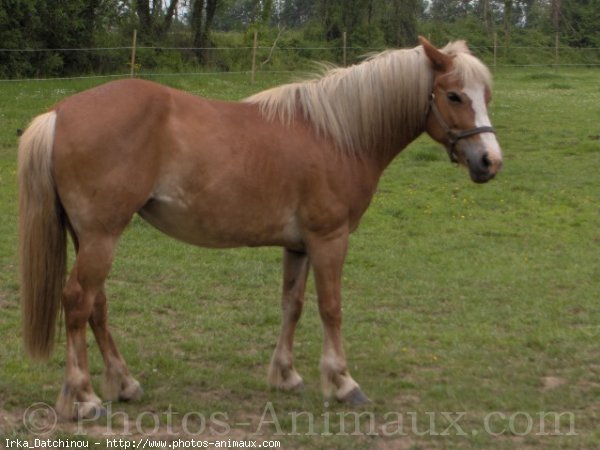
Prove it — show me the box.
[1,407,23,433]
[541,376,567,391]
[373,436,418,450]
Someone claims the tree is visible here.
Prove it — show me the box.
[429,0,471,21]
[279,0,315,27]
[551,0,560,32]
[191,0,219,62]
[382,0,421,46]
[561,0,600,47]
[481,0,493,35]
[135,0,180,42]
[503,0,512,50]
[0,0,38,77]
[0,0,107,77]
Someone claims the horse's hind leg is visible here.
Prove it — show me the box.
[268,249,309,391]
[90,286,143,402]
[56,235,117,419]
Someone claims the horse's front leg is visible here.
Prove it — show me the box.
[268,249,310,391]
[307,230,370,405]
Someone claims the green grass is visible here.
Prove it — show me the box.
[1,68,599,449]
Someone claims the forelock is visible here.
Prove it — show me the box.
[443,42,492,90]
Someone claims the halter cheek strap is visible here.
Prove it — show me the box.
[428,94,496,163]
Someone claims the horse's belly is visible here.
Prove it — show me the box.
[138,193,303,250]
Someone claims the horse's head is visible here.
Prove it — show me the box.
[420,37,503,183]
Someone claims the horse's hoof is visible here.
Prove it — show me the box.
[339,387,371,406]
[76,402,106,420]
[119,379,144,402]
[268,366,304,392]
[270,379,304,392]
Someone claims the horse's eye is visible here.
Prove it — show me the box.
[446,92,462,103]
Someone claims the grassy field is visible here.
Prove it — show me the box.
[0,67,599,450]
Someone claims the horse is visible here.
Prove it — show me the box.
[18,37,502,420]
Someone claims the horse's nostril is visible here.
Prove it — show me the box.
[482,152,491,168]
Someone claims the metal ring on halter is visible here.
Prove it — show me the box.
[428,93,496,163]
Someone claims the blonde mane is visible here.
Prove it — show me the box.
[244,41,491,156]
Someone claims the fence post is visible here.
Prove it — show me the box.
[342,31,347,66]
[493,32,497,72]
[554,32,559,70]
[130,29,137,78]
[251,30,258,84]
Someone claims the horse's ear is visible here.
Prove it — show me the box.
[419,36,453,73]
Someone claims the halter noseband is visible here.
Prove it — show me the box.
[428,93,496,163]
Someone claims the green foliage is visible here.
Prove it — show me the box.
[0,0,131,78]
[1,1,599,78]
[210,31,252,71]
[0,0,37,77]
[562,0,600,47]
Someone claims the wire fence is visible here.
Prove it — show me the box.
[1,39,599,83]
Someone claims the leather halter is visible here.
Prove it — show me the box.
[428,93,496,163]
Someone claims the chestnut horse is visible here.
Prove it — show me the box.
[18,37,502,419]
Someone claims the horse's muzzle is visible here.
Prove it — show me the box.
[464,148,503,184]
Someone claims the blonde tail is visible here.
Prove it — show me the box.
[18,111,66,360]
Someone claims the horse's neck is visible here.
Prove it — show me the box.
[372,126,427,172]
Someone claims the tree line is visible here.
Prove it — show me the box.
[1,0,598,78]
